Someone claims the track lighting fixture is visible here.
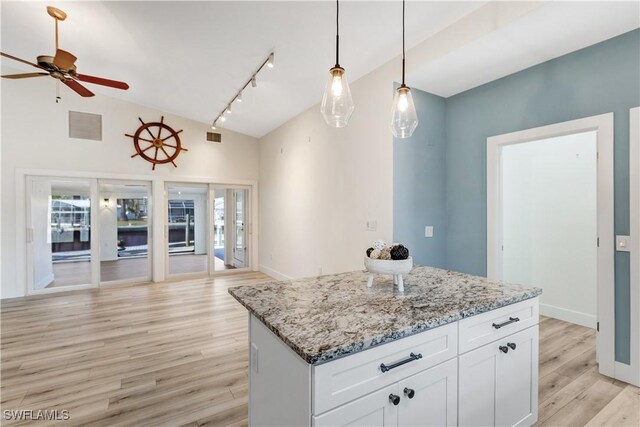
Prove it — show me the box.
[211,51,274,127]
[211,123,216,130]
[390,0,418,138]
[321,0,354,128]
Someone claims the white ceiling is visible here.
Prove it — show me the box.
[2,1,638,138]
[0,1,484,138]
[409,1,640,97]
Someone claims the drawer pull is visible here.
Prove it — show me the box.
[499,345,509,354]
[404,387,415,399]
[492,316,520,329]
[507,342,516,350]
[380,352,422,373]
[389,394,400,406]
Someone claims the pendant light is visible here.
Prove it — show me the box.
[390,0,418,138]
[321,0,354,128]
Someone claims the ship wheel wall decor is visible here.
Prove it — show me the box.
[125,116,188,170]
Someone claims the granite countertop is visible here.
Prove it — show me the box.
[229,266,542,365]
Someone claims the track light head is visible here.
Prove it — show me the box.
[226,106,232,114]
[236,93,243,103]
[251,76,257,88]
[211,123,216,130]
[267,52,275,68]
[220,116,226,122]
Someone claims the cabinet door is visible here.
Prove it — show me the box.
[397,358,457,427]
[313,384,399,427]
[459,340,498,427]
[459,325,539,427]
[495,326,538,427]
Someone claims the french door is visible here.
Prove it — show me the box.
[26,176,152,294]
[166,182,251,277]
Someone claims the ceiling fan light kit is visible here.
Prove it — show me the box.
[0,6,129,100]
[320,0,355,128]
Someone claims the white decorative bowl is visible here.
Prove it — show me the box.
[364,256,413,292]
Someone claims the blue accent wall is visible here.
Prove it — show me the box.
[394,29,640,363]
[393,88,447,269]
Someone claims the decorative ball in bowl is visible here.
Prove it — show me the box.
[364,242,413,292]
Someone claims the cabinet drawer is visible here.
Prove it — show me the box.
[458,297,538,354]
[313,322,457,415]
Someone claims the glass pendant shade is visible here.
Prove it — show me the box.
[390,85,418,138]
[321,66,354,128]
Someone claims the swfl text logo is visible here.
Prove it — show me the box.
[3,409,70,421]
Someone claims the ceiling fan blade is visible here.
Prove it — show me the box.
[63,79,94,97]
[75,73,129,90]
[52,49,77,70]
[2,72,49,79]
[0,52,47,70]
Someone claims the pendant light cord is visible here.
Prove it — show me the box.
[335,0,340,67]
[402,0,406,86]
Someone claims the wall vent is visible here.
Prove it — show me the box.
[69,111,102,141]
[207,132,222,143]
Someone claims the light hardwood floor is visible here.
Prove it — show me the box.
[1,275,638,426]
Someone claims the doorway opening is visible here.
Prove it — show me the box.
[487,113,615,378]
[501,131,597,328]
[99,180,151,284]
[212,186,249,271]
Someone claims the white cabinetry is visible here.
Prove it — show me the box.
[314,358,458,427]
[314,384,398,427]
[397,358,458,427]
[248,297,539,427]
[459,326,538,427]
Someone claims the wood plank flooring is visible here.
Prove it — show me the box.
[2,276,638,426]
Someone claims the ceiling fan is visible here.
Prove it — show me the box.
[1,6,129,98]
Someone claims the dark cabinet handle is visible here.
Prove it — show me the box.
[404,387,415,399]
[499,345,509,354]
[492,316,520,329]
[507,342,516,350]
[389,394,400,406]
[380,352,422,373]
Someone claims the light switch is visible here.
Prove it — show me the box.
[616,235,631,252]
[425,226,434,238]
[367,220,377,231]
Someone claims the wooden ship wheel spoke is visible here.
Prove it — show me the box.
[125,116,188,170]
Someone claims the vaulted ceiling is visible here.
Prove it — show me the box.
[2,1,638,138]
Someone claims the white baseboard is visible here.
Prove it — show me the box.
[540,303,596,329]
[614,361,640,387]
[259,264,292,281]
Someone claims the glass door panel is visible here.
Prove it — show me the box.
[233,189,248,268]
[99,180,151,283]
[28,177,93,291]
[167,183,209,276]
[212,186,249,272]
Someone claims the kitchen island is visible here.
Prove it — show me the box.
[229,266,542,427]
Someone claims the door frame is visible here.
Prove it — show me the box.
[486,113,615,378]
[165,182,211,279]
[25,175,100,295]
[624,106,640,386]
[98,179,153,286]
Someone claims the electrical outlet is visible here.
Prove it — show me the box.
[425,226,434,238]
[367,220,377,231]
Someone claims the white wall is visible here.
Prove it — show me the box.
[257,1,545,280]
[1,76,259,298]
[502,131,598,328]
[259,60,397,280]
